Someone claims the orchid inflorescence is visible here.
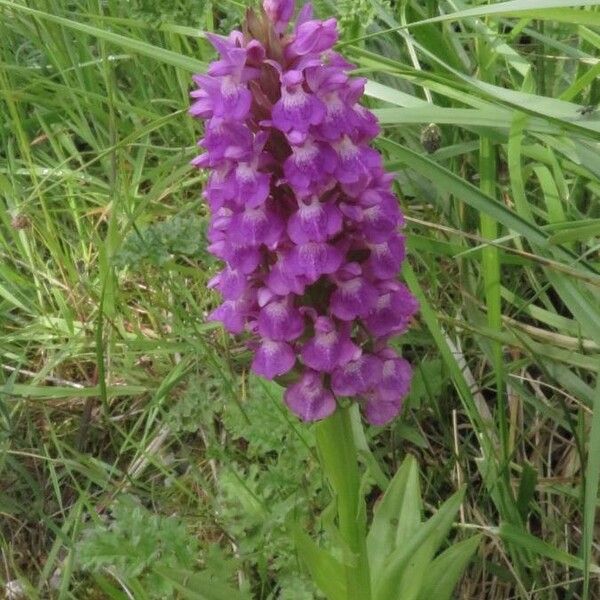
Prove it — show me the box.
[190,0,418,425]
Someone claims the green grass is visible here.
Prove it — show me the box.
[1,0,600,598]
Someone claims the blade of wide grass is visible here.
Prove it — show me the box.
[476,27,507,466]
[381,138,597,272]
[411,1,600,28]
[582,367,600,598]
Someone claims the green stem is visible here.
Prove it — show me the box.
[316,406,371,600]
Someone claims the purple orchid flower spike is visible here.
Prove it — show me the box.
[190,0,418,425]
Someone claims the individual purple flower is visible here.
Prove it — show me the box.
[252,339,296,379]
[288,241,343,282]
[205,32,260,80]
[353,103,381,140]
[333,135,381,186]
[220,132,271,208]
[272,70,326,138]
[208,237,262,274]
[190,0,418,425]
[379,352,412,401]
[363,283,419,338]
[284,370,336,421]
[231,160,271,207]
[258,297,305,341]
[208,291,255,334]
[287,17,338,58]
[330,264,378,321]
[316,91,357,140]
[331,354,382,397]
[283,138,336,192]
[191,73,252,120]
[365,234,406,279]
[361,352,412,425]
[358,188,402,242]
[231,204,284,247]
[287,195,342,244]
[301,317,359,373]
[208,267,246,300]
[198,118,253,165]
[363,391,404,427]
[266,252,308,295]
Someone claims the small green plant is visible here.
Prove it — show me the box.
[206,377,323,597]
[114,215,206,268]
[77,494,242,598]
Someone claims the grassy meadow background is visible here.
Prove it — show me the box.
[1,0,600,597]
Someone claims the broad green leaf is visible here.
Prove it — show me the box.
[367,455,422,583]
[316,409,361,516]
[152,567,249,600]
[390,537,437,600]
[417,535,482,600]
[293,527,347,600]
[374,488,465,600]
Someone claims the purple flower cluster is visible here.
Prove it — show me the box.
[190,0,418,425]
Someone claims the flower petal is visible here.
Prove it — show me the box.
[330,276,378,320]
[363,392,403,426]
[252,340,296,379]
[301,318,359,373]
[284,370,337,421]
[287,197,342,244]
[258,299,305,341]
[331,354,382,396]
[363,285,419,338]
[365,234,406,279]
[380,355,412,401]
[263,0,295,33]
[289,242,343,282]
